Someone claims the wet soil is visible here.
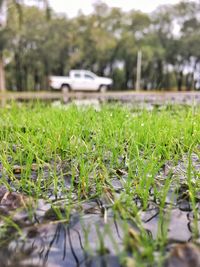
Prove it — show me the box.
[0,151,200,267]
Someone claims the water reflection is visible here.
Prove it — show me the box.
[3,213,124,267]
[1,91,200,108]
[52,98,101,111]
[1,202,199,267]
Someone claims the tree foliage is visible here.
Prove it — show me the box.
[2,0,200,91]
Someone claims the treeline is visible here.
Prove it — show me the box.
[2,1,200,91]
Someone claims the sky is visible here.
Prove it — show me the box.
[49,0,189,17]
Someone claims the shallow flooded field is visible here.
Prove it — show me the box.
[1,91,200,106]
[0,102,200,267]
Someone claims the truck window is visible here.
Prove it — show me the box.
[84,74,94,80]
[74,73,81,78]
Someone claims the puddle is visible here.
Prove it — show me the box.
[2,91,200,110]
[1,210,125,267]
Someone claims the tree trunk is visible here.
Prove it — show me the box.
[125,64,130,89]
[186,73,192,91]
[34,69,40,91]
[44,59,50,90]
[0,52,6,92]
[15,52,23,91]
[177,70,183,91]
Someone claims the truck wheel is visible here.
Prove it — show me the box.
[99,85,108,93]
[61,85,70,94]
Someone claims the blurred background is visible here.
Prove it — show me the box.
[0,0,200,92]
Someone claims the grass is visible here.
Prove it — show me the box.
[0,102,199,266]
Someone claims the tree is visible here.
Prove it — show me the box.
[117,10,151,89]
[2,0,200,92]
[0,0,49,92]
[152,1,200,91]
[6,4,71,91]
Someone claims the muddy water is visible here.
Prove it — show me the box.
[0,190,129,266]
[0,153,200,267]
[1,91,200,108]
[5,213,123,267]
[140,153,200,243]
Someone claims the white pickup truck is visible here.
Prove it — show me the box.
[49,70,113,93]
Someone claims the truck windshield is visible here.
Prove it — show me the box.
[87,72,97,78]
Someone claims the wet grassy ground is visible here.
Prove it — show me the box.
[0,103,199,267]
